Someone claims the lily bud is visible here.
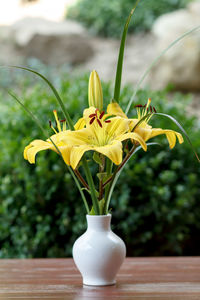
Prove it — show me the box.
[88,70,103,111]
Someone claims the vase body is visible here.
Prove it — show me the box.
[72,214,126,286]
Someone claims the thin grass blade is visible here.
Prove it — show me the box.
[113,0,140,103]
[154,112,200,162]
[8,65,74,130]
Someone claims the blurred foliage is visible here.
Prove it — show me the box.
[67,0,191,38]
[0,68,200,258]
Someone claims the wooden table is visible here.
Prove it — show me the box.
[0,257,200,299]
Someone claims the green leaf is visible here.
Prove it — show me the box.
[82,158,100,215]
[81,187,99,198]
[97,172,111,183]
[125,25,200,114]
[89,198,105,215]
[113,0,140,103]
[154,112,200,162]
[93,152,103,166]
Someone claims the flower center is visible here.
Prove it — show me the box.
[49,110,66,133]
[134,98,156,124]
[89,109,111,128]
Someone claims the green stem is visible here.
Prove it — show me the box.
[104,145,137,214]
[103,159,113,214]
[69,168,90,214]
[98,155,105,201]
[74,169,89,190]
[82,158,100,215]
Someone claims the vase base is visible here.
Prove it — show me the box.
[83,280,116,286]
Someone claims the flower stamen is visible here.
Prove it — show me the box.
[90,116,96,125]
[134,98,157,124]
[60,119,67,131]
[49,119,58,134]
[89,109,111,128]
[99,111,105,119]
[97,119,102,128]
[53,110,62,132]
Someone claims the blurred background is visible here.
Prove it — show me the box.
[0,0,200,258]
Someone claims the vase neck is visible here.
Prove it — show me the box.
[86,214,111,231]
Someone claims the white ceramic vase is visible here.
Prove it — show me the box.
[72,214,126,286]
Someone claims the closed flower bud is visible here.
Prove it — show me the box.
[88,70,103,111]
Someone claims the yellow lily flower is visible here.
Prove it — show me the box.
[24,110,72,164]
[107,99,184,149]
[60,106,147,170]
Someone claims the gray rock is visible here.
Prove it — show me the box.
[10,18,94,65]
[150,2,200,91]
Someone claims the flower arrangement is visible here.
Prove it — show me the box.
[5,2,199,216]
[23,71,184,215]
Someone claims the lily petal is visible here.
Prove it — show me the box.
[94,141,123,165]
[70,145,92,169]
[117,132,147,151]
[105,117,129,138]
[107,102,127,119]
[74,117,86,130]
[24,140,54,164]
[59,145,73,166]
[150,129,184,149]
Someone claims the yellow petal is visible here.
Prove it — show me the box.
[107,102,127,119]
[62,128,93,146]
[70,145,92,169]
[50,131,70,143]
[24,140,53,164]
[24,144,32,160]
[105,117,129,137]
[74,117,86,130]
[134,127,152,142]
[59,145,73,166]
[117,132,147,151]
[94,141,123,165]
[150,129,183,149]
[175,132,184,144]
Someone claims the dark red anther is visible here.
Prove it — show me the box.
[90,117,95,125]
[97,119,102,128]
[153,107,157,113]
[134,104,143,108]
[99,111,105,119]
[60,119,66,123]
[49,120,52,127]
[105,120,111,123]
[89,113,96,118]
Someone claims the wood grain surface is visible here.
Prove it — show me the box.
[0,257,200,300]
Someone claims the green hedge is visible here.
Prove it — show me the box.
[67,0,190,38]
[0,69,200,257]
